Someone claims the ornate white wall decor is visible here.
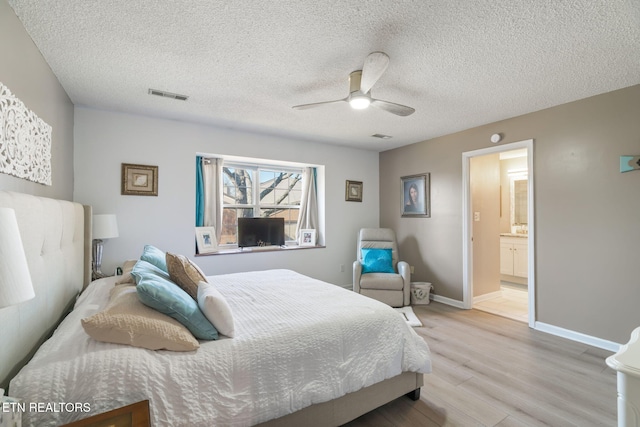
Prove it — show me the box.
[0,82,52,185]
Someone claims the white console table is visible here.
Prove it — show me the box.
[607,327,640,427]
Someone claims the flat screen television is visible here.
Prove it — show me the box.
[237,217,285,248]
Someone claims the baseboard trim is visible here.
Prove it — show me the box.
[534,321,621,352]
[431,294,466,309]
[473,290,502,304]
[432,296,621,352]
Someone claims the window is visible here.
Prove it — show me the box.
[220,164,303,245]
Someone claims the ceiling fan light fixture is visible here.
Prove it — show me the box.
[349,95,371,110]
[292,52,414,116]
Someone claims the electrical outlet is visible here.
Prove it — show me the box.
[474,211,481,221]
[410,265,415,274]
[340,264,345,272]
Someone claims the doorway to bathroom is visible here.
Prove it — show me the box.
[462,139,535,327]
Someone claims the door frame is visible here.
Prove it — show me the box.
[462,139,535,327]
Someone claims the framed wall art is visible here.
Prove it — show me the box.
[0,82,52,185]
[299,229,316,247]
[195,226,218,254]
[345,180,363,202]
[401,173,430,217]
[121,163,158,196]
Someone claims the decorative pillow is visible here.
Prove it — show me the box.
[197,281,235,338]
[81,285,199,351]
[361,248,395,274]
[140,244,168,272]
[131,258,172,285]
[115,259,138,285]
[135,263,218,340]
[166,252,207,300]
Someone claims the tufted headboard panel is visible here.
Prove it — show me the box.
[0,191,91,389]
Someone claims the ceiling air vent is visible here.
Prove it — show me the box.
[148,88,189,101]
[371,134,392,139]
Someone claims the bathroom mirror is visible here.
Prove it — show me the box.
[511,177,528,226]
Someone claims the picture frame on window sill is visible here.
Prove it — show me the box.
[299,229,316,247]
[195,226,218,254]
[121,163,158,196]
[401,173,430,217]
[345,180,363,202]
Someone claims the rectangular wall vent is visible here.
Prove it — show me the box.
[148,88,189,101]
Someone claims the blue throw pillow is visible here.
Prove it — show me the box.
[133,260,218,340]
[131,259,171,285]
[140,244,168,272]
[361,248,395,274]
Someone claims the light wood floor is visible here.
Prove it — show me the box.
[343,302,617,427]
[474,284,529,323]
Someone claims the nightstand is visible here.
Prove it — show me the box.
[60,400,150,427]
[607,327,640,427]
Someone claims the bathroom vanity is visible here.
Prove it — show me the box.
[500,234,528,278]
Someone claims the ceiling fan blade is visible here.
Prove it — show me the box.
[359,52,390,94]
[292,98,346,110]
[370,99,415,116]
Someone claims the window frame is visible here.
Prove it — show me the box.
[222,162,303,247]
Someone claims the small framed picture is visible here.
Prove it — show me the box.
[299,229,316,246]
[122,163,158,196]
[195,226,218,254]
[345,180,363,202]
[401,173,430,217]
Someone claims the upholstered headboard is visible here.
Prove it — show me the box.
[0,191,91,390]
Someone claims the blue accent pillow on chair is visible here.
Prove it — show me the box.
[361,248,395,274]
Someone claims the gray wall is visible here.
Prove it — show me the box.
[0,0,74,199]
[4,0,638,343]
[380,84,640,344]
[0,0,75,389]
[73,107,380,286]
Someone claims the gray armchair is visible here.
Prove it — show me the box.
[353,228,411,307]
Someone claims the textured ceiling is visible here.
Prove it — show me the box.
[7,0,640,152]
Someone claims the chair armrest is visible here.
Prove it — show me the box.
[397,261,411,305]
[353,261,363,293]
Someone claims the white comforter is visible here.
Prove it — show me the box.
[10,269,431,426]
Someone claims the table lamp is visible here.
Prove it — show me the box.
[92,214,119,279]
[0,208,35,308]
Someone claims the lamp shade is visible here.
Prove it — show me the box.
[0,208,35,308]
[93,214,119,239]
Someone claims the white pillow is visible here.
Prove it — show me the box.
[197,281,235,338]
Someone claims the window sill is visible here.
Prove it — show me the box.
[195,245,325,257]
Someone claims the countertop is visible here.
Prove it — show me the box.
[500,233,528,238]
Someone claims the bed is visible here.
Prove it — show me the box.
[1,191,431,426]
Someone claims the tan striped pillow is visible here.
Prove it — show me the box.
[81,285,199,351]
[166,252,207,300]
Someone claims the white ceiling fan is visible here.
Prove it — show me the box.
[292,52,415,117]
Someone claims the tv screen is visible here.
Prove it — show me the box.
[237,217,285,248]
